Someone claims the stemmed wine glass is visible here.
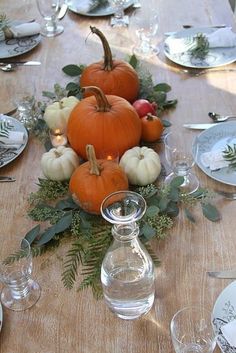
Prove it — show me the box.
[36,0,64,37]
[132,9,159,57]
[108,0,129,27]
[164,131,199,194]
[0,238,41,311]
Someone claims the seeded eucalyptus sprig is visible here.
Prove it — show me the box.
[189,33,209,60]
[223,144,236,169]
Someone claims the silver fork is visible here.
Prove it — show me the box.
[180,68,236,77]
[214,190,236,200]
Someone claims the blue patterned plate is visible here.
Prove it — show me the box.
[164,27,236,68]
[212,281,236,353]
[67,0,134,16]
[193,122,236,186]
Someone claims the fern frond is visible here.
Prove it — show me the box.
[62,240,85,289]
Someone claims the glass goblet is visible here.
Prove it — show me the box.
[164,131,199,194]
[36,0,64,37]
[0,238,41,311]
[170,306,217,353]
[132,11,159,57]
[109,0,129,27]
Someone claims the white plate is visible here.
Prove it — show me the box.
[212,281,236,353]
[0,115,28,168]
[0,21,41,59]
[193,122,236,186]
[67,0,134,16]
[164,27,236,68]
[0,302,2,332]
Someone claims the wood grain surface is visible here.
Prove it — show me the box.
[0,0,236,352]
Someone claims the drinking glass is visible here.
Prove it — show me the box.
[0,238,41,311]
[109,0,129,27]
[164,131,199,194]
[36,0,64,37]
[170,306,217,353]
[132,10,159,57]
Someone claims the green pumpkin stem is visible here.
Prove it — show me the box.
[86,144,102,176]
[90,26,113,71]
[82,86,111,112]
[146,113,155,121]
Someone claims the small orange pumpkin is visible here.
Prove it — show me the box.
[67,86,141,160]
[69,144,129,214]
[80,26,140,103]
[141,113,164,142]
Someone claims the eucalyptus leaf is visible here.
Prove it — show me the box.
[158,197,170,212]
[170,176,184,188]
[184,208,196,223]
[66,82,80,92]
[36,226,56,246]
[165,201,179,217]
[24,224,41,245]
[62,64,82,77]
[162,99,178,109]
[201,203,221,222]
[153,83,171,92]
[190,188,206,198]
[146,205,160,217]
[54,211,73,233]
[169,187,179,202]
[162,119,172,127]
[42,90,56,100]
[151,91,167,104]
[56,198,79,210]
[128,54,138,69]
[141,223,156,240]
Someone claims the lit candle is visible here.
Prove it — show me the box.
[49,128,68,147]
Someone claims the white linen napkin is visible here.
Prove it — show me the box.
[0,131,25,145]
[166,28,236,55]
[201,149,229,171]
[0,22,41,42]
[221,320,236,347]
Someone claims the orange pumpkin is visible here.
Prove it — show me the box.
[141,113,164,142]
[67,86,141,160]
[80,26,140,103]
[69,144,129,214]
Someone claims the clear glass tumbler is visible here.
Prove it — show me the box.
[0,238,41,311]
[164,131,199,194]
[170,306,217,353]
[109,0,129,27]
[101,191,155,320]
[36,0,64,37]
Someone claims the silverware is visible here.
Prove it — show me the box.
[183,24,227,29]
[3,108,17,116]
[0,176,16,182]
[214,190,236,200]
[180,68,236,77]
[183,123,218,130]
[208,112,236,123]
[0,61,41,67]
[57,3,68,20]
[207,269,236,278]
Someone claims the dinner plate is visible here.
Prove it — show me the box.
[193,122,236,186]
[0,115,28,168]
[67,0,134,17]
[0,302,2,332]
[0,21,41,59]
[212,281,236,353]
[164,27,236,68]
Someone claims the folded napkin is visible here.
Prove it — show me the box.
[166,28,236,55]
[0,22,41,42]
[221,320,236,347]
[201,149,229,171]
[0,114,25,146]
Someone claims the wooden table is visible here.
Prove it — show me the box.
[1,0,236,352]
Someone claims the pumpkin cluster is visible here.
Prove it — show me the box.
[42,27,164,215]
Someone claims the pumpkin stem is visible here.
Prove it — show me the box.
[90,26,113,71]
[86,144,102,176]
[82,86,111,112]
[146,113,156,121]
[58,100,64,109]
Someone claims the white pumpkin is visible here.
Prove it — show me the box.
[44,96,79,131]
[119,146,161,186]
[41,146,80,181]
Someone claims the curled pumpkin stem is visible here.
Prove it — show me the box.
[82,86,111,112]
[86,144,102,176]
[90,26,113,71]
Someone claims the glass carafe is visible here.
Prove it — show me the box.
[100,191,155,320]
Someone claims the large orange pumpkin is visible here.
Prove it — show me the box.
[69,144,129,214]
[67,86,142,160]
[80,26,140,103]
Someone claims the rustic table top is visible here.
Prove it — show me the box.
[0,0,236,352]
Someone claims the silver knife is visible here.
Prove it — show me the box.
[207,270,236,279]
[0,176,16,182]
[0,61,41,66]
[183,123,218,130]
